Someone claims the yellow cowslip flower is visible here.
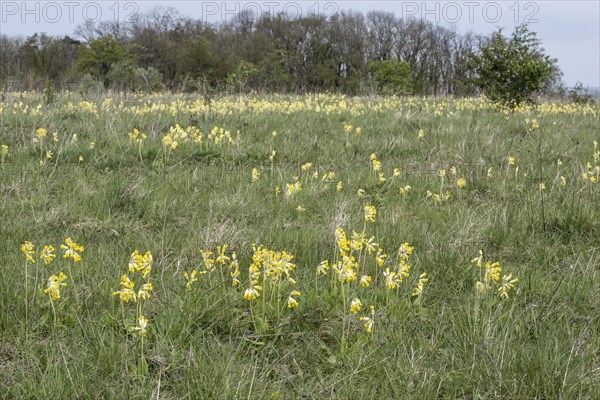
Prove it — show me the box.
[384,268,400,289]
[285,181,302,198]
[450,166,457,176]
[398,243,414,262]
[335,228,350,253]
[359,275,372,288]
[438,169,446,178]
[485,262,502,283]
[487,168,493,178]
[411,272,429,297]
[215,245,230,265]
[317,260,329,276]
[46,150,53,160]
[508,156,516,166]
[275,186,280,197]
[375,249,387,267]
[344,123,353,134]
[61,237,84,262]
[129,128,148,143]
[89,142,95,150]
[137,282,153,301]
[559,176,567,187]
[52,132,59,143]
[287,290,300,309]
[399,185,411,195]
[539,182,546,191]
[457,178,467,188]
[33,127,47,143]
[350,230,367,251]
[350,298,362,314]
[393,168,400,177]
[372,159,382,172]
[364,205,376,223]
[296,205,306,213]
[525,118,539,131]
[497,273,518,299]
[228,252,239,270]
[113,274,136,303]
[398,262,410,280]
[1,145,8,155]
[21,241,35,263]
[78,155,84,162]
[200,250,215,272]
[243,287,261,301]
[162,134,179,150]
[44,272,68,301]
[322,172,335,182]
[417,129,426,139]
[271,131,278,137]
[378,172,386,183]
[301,162,312,171]
[133,250,154,278]
[364,237,377,254]
[335,257,357,283]
[132,316,148,336]
[360,305,375,333]
[252,167,260,183]
[357,189,365,197]
[336,181,343,192]
[40,245,56,265]
[129,250,143,272]
[269,150,276,162]
[184,270,199,289]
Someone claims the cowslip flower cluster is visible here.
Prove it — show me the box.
[471,250,518,299]
[411,272,429,298]
[113,250,154,336]
[315,207,428,342]
[21,240,68,304]
[21,241,36,263]
[364,205,377,223]
[183,245,242,289]
[132,316,149,336]
[581,141,599,184]
[33,127,48,144]
[161,123,237,153]
[252,167,261,183]
[129,128,148,143]
[285,180,302,199]
[208,126,237,145]
[40,245,56,265]
[370,153,386,183]
[243,244,298,304]
[44,272,68,301]
[342,123,361,146]
[359,305,375,333]
[61,237,84,262]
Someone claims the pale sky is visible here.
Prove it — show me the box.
[1,1,598,87]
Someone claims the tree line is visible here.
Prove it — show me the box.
[0,7,563,99]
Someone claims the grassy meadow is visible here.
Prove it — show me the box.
[0,92,599,399]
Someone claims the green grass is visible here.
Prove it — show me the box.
[0,93,599,399]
